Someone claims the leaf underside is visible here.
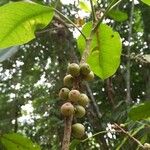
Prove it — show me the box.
[77,22,122,79]
[0,2,54,49]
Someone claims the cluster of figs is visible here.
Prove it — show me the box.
[59,63,94,139]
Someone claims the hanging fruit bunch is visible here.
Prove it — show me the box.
[59,63,94,139]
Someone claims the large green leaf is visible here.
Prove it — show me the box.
[77,22,122,79]
[0,2,54,48]
[108,10,128,22]
[128,101,150,121]
[141,0,150,6]
[1,133,41,150]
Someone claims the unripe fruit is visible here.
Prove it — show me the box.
[78,93,89,107]
[120,124,125,128]
[84,71,94,81]
[72,123,85,138]
[144,143,150,149]
[63,74,73,87]
[69,90,80,103]
[75,105,86,118]
[59,88,70,100]
[61,102,74,117]
[67,63,80,77]
[80,63,90,75]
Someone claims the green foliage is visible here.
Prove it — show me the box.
[0,2,54,48]
[70,139,81,150]
[79,0,91,12]
[108,9,128,22]
[1,133,41,150]
[0,0,149,149]
[141,0,150,6]
[77,22,122,79]
[128,101,150,121]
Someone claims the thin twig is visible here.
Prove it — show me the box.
[54,8,87,40]
[85,83,102,119]
[114,123,145,149]
[93,0,123,33]
[122,53,149,64]
[82,130,107,142]
[126,0,134,104]
[90,0,96,22]
[82,129,122,143]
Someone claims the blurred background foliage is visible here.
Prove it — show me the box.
[0,0,150,150]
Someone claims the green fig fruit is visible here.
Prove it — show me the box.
[78,93,89,107]
[59,88,70,100]
[72,123,85,138]
[67,63,80,77]
[61,102,74,117]
[80,63,90,75]
[144,143,150,149]
[75,105,86,118]
[84,71,94,81]
[69,90,80,103]
[63,74,73,87]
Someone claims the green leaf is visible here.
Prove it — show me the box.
[108,10,128,22]
[0,2,54,49]
[77,22,122,79]
[92,0,98,5]
[141,0,150,6]
[1,133,41,150]
[79,1,91,13]
[128,101,150,121]
[70,139,81,150]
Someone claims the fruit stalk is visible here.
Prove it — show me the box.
[61,115,73,150]
[61,76,80,150]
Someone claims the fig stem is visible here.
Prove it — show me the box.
[61,115,73,150]
[61,77,80,150]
